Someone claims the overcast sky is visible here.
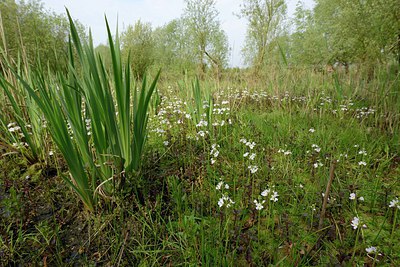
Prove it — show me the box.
[41,0,315,67]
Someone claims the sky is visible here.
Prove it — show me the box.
[41,0,315,67]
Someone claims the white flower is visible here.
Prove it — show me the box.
[218,197,224,207]
[216,181,224,190]
[351,217,360,229]
[243,152,249,157]
[249,153,256,160]
[358,161,367,166]
[313,162,323,168]
[261,189,270,197]
[218,194,235,208]
[389,198,399,209]
[211,158,216,165]
[309,128,315,133]
[270,191,279,202]
[48,151,54,156]
[365,246,377,254]
[163,141,169,146]
[358,196,364,201]
[284,150,292,155]
[358,150,367,155]
[225,184,229,189]
[248,165,258,174]
[349,193,356,200]
[254,199,265,210]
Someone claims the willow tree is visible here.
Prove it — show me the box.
[182,0,229,77]
[239,0,287,72]
[120,20,155,79]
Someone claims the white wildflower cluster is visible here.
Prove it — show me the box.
[67,121,74,139]
[312,144,321,153]
[254,186,279,210]
[196,130,209,139]
[216,179,234,208]
[196,119,208,127]
[358,149,367,156]
[213,106,230,115]
[243,152,256,160]
[210,144,220,165]
[254,199,265,210]
[389,197,400,209]
[278,148,292,155]
[358,161,367,166]
[248,165,259,174]
[240,138,259,173]
[349,192,365,201]
[356,107,375,119]
[262,187,279,202]
[85,118,92,136]
[240,138,256,150]
[218,194,235,208]
[7,122,29,148]
[7,122,21,133]
[313,160,324,168]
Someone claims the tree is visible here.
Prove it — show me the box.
[311,0,400,68]
[0,0,86,72]
[120,20,155,79]
[288,1,328,67]
[153,19,196,75]
[182,0,229,77]
[239,0,287,71]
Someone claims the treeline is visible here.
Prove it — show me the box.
[0,0,86,72]
[1,0,399,78]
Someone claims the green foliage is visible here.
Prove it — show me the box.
[2,11,160,212]
[289,0,400,68]
[239,0,287,70]
[121,20,155,80]
[153,19,196,75]
[182,0,229,76]
[0,0,86,72]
